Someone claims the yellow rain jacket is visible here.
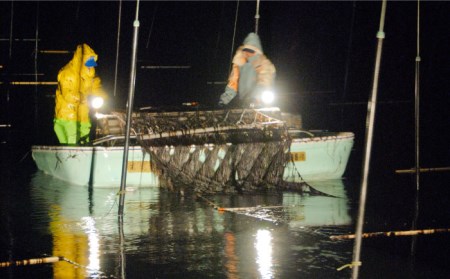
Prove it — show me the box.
[219,33,275,106]
[54,44,107,144]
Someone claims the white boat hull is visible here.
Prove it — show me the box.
[32,132,354,187]
[32,146,160,187]
[284,132,354,182]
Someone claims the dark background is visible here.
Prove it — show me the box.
[0,1,449,275]
[1,0,449,176]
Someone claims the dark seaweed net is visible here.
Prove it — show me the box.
[105,109,319,194]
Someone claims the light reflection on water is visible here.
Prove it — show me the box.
[255,229,273,279]
[80,217,100,276]
[2,172,356,278]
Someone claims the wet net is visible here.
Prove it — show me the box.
[97,108,312,194]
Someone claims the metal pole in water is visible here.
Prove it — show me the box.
[352,1,387,278]
[411,0,421,256]
[119,0,140,215]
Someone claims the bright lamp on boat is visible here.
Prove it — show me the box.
[91,97,104,109]
[261,90,275,104]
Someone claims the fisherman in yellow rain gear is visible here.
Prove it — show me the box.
[54,44,107,144]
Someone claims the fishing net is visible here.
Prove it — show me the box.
[132,108,294,193]
[97,108,316,194]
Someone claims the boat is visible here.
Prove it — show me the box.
[32,107,354,188]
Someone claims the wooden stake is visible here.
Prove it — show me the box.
[39,50,71,54]
[0,81,57,85]
[0,256,63,268]
[218,205,291,212]
[330,228,450,240]
[395,166,450,174]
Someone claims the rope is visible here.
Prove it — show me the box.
[145,2,158,49]
[33,2,40,137]
[337,261,361,271]
[113,0,122,98]
[228,0,240,75]
[196,193,294,225]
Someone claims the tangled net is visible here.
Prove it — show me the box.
[98,108,316,194]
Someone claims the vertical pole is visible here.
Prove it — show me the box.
[118,0,140,215]
[352,1,387,278]
[254,0,260,34]
[411,0,421,256]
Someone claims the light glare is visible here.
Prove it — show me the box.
[261,90,275,104]
[91,97,104,109]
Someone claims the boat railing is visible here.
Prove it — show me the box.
[93,107,307,145]
[92,135,137,146]
[287,129,315,137]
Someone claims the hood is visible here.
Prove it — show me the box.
[242,32,263,54]
[82,44,98,67]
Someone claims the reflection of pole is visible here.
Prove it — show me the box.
[351,1,387,278]
[119,0,140,215]
[118,214,126,278]
[224,232,238,279]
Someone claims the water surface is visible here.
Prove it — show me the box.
[1,163,449,278]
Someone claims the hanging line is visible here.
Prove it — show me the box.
[349,1,387,278]
[254,0,260,34]
[34,2,40,138]
[228,0,240,75]
[340,1,356,130]
[4,1,15,135]
[145,2,158,49]
[113,0,122,98]
[411,0,421,257]
[9,2,14,58]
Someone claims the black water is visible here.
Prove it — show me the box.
[1,1,450,277]
[0,148,449,279]
[1,80,449,278]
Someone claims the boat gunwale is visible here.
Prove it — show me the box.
[31,145,145,152]
[32,131,355,152]
[290,131,354,143]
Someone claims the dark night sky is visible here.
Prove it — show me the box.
[1,1,449,167]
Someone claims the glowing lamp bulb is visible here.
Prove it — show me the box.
[91,97,104,109]
[261,90,275,104]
